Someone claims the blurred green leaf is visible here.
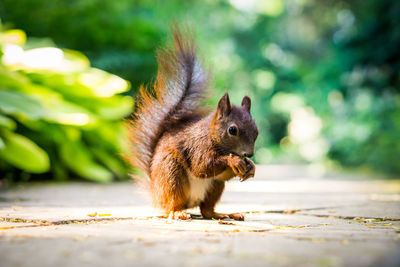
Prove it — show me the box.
[0,114,16,130]
[0,89,47,119]
[59,49,91,73]
[2,29,26,46]
[84,95,133,119]
[26,67,130,99]
[77,68,130,97]
[91,147,127,179]
[0,130,50,173]
[0,136,4,149]
[41,95,97,126]
[0,66,31,90]
[0,80,98,126]
[60,139,113,182]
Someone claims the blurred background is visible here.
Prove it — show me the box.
[0,0,399,183]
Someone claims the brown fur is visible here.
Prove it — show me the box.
[128,25,258,220]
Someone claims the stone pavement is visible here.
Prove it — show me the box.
[0,165,399,267]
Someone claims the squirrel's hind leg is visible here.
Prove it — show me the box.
[150,153,190,218]
[200,179,245,221]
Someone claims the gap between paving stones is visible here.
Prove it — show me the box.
[1,205,399,231]
[0,206,341,229]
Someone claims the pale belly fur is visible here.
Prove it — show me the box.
[186,169,232,208]
[187,173,213,208]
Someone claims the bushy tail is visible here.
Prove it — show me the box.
[128,25,209,176]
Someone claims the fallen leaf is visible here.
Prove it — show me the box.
[283,209,299,214]
[275,225,307,230]
[218,220,235,225]
[98,214,111,217]
[187,248,204,256]
[295,237,326,243]
[205,239,220,243]
[0,227,12,230]
[87,212,97,217]
[62,250,71,257]
[233,229,240,232]
[72,236,86,242]
[275,226,294,230]
[143,242,156,246]
[123,250,138,260]
[365,223,376,226]
[381,223,393,226]
[312,238,326,243]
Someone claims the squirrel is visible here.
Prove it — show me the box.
[128,25,258,221]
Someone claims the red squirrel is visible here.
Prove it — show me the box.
[128,26,258,221]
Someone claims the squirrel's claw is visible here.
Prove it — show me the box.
[168,211,191,220]
[228,212,245,221]
[229,158,244,178]
[239,158,256,182]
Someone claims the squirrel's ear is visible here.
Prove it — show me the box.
[217,93,232,118]
[241,96,251,112]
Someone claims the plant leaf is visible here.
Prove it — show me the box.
[0,89,47,119]
[90,147,127,179]
[60,139,113,182]
[0,136,4,149]
[85,95,133,119]
[3,29,26,46]
[0,114,16,130]
[0,130,50,173]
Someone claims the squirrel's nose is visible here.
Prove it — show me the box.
[243,152,254,158]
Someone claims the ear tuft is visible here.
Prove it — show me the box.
[217,93,232,118]
[241,96,251,112]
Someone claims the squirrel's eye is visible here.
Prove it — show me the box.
[228,126,238,136]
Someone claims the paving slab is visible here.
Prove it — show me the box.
[0,165,399,267]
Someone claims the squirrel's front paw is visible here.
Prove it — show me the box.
[239,158,255,182]
[229,155,248,178]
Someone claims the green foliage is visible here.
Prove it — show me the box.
[0,0,399,176]
[0,0,165,88]
[0,129,50,173]
[0,27,133,181]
